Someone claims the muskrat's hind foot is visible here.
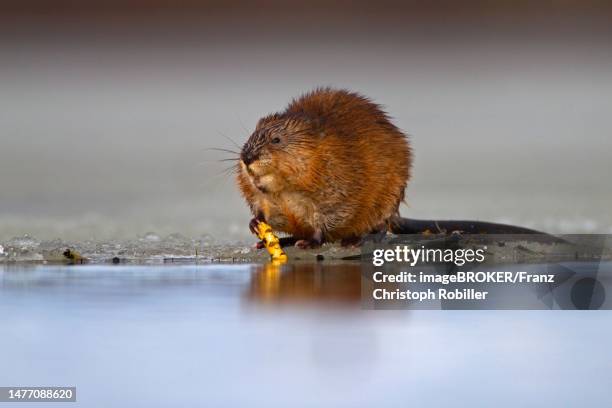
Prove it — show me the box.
[295,239,322,249]
[295,230,323,249]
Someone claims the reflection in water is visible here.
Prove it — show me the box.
[247,262,362,304]
[1,264,611,407]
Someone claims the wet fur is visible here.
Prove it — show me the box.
[237,88,412,244]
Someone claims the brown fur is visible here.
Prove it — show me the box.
[236,87,412,244]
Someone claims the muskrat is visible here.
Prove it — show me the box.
[237,87,545,248]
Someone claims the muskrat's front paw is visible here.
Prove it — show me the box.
[295,239,321,249]
[249,218,260,234]
[253,240,266,250]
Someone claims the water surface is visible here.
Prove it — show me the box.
[1,263,610,407]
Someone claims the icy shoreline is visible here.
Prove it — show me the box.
[2,233,610,265]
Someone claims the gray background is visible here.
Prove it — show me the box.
[1,2,611,240]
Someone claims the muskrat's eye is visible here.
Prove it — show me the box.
[271,137,281,144]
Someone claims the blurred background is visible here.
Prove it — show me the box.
[1,1,611,241]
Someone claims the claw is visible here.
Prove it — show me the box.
[249,218,260,234]
[295,239,322,249]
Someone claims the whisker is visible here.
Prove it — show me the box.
[217,131,242,150]
[236,114,251,134]
[195,158,239,166]
[218,165,239,177]
[204,147,241,155]
[198,164,238,186]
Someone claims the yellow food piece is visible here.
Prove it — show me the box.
[254,221,288,264]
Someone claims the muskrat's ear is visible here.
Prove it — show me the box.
[256,113,282,129]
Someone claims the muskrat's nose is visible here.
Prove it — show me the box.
[241,151,257,166]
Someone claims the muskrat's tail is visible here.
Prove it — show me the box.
[388,216,546,235]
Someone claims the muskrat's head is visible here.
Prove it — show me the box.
[239,114,315,193]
